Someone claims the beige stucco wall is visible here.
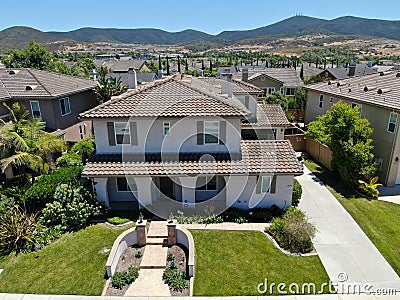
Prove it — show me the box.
[305,90,400,185]
[248,76,282,93]
[93,117,242,154]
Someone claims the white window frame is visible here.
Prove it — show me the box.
[59,97,71,116]
[204,121,220,144]
[286,87,295,96]
[329,97,334,103]
[79,124,84,140]
[30,101,41,119]
[318,94,324,109]
[261,176,272,193]
[163,121,170,136]
[114,122,131,145]
[387,112,398,133]
[196,176,218,191]
[280,87,284,95]
[267,87,276,94]
[351,102,362,117]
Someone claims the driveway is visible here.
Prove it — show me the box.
[298,166,400,294]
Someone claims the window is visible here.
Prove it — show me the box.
[204,121,219,144]
[329,97,334,103]
[261,176,272,193]
[197,176,217,191]
[280,87,284,95]
[285,88,295,96]
[163,122,170,136]
[268,87,276,94]
[351,102,362,117]
[30,101,41,119]
[388,112,398,133]
[318,95,324,108]
[114,122,131,144]
[79,125,84,140]
[60,98,71,116]
[116,177,130,192]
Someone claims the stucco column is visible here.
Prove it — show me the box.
[136,220,147,246]
[167,220,177,246]
[93,178,109,207]
[135,176,154,207]
[179,177,197,209]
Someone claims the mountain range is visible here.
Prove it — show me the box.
[0,15,399,50]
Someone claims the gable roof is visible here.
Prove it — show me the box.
[248,68,303,87]
[304,71,400,111]
[320,64,377,80]
[0,68,96,101]
[82,140,303,177]
[80,76,251,119]
[247,104,291,127]
[196,77,263,94]
[102,60,147,72]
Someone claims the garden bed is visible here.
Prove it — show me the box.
[105,245,145,296]
[167,245,190,296]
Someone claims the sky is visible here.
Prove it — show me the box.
[1,0,399,34]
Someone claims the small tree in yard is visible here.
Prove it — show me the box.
[263,91,289,112]
[307,101,376,188]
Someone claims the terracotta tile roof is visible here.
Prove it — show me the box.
[320,64,377,80]
[245,104,290,127]
[196,77,263,94]
[304,71,400,111]
[0,68,96,101]
[82,140,303,177]
[248,68,303,87]
[80,77,251,119]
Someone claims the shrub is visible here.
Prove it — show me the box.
[267,207,315,253]
[291,179,302,207]
[135,251,143,258]
[111,266,140,289]
[40,182,104,232]
[23,166,83,210]
[234,216,249,224]
[358,176,382,199]
[71,135,95,163]
[107,216,131,225]
[56,152,83,167]
[162,268,187,292]
[33,225,62,247]
[175,214,223,224]
[0,205,38,255]
[167,253,175,261]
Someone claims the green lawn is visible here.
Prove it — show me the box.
[190,230,330,296]
[304,157,400,276]
[0,224,128,295]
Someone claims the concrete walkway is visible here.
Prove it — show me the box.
[124,221,170,296]
[298,166,400,293]
[178,222,269,231]
[378,195,400,205]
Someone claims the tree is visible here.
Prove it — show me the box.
[299,64,304,80]
[0,103,67,179]
[307,101,376,187]
[263,91,289,111]
[294,88,307,113]
[95,66,127,104]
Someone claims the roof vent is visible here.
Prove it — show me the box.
[8,70,19,75]
[364,86,376,92]
[377,88,391,94]
[328,80,338,85]
[25,85,37,91]
[348,88,352,92]
[380,71,391,76]
[336,82,346,87]
[396,73,400,78]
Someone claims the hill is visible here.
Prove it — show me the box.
[0,16,399,50]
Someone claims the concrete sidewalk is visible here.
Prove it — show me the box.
[298,166,400,293]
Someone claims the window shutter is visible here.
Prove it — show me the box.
[130,122,138,145]
[270,176,277,194]
[219,120,226,145]
[197,121,204,145]
[107,122,116,146]
[256,176,261,194]
[244,96,249,109]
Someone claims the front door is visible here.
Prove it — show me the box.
[159,177,174,199]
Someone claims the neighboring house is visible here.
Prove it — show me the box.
[239,68,303,98]
[317,64,377,80]
[0,68,96,142]
[297,62,322,81]
[80,75,302,212]
[136,72,157,86]
[304,71,400,186]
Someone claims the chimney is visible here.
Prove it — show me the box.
[348,61,356,77]
[127,68,137,89]
[242,68,249,82]
[221,72,233,98]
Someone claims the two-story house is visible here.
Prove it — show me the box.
[0,68,97,142]
[305,71,400,186]
[80,76,302,215]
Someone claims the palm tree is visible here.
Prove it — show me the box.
[95,66,127,104]
[0,103,67,180]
